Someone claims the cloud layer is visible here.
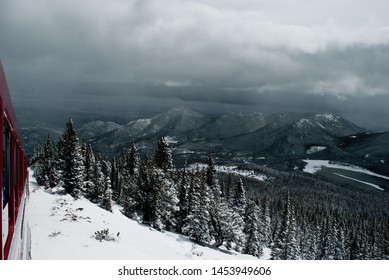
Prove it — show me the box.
[1,0,389,129]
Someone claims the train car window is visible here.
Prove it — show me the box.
[2,122,11,209]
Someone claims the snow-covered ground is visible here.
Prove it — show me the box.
[188,164,267,182]
[306,146,327,154]
[215,165,267,181]
[332,173,384,191]
[303,160,388,191]
[28,172,268,260]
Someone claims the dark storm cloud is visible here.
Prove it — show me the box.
[1,0,389,129]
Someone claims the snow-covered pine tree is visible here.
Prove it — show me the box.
[225,174,232,201]
[55,135,66,182]
[271,192,300,260]
[32,135,59,188]
[227,207,245,251]
[206,155,216,187]
[138,159,157,225]
[126,142,139,176]
[232,178,247,217]
[243,201,263,257]
[209,195,244,250]
[258,197,272,246]
[334,221,346,260]
[100,159,113,212]
[322,218,337,260]
[43,135,59,188]
[82,143,95,196]
[110,157,125,202]
[88,154,105,203]
[61,119,84,197]
[154,137,173,171]
[110,157,118,194]
[31,145,45,185]
[299,220,319,260]
[182,172,211,243]
[176,165,189,233]
[153,168,178,231]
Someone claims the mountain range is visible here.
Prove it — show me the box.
[73,107,387,173]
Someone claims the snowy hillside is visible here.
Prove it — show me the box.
[78,120,121,139]
[28,172,265,260]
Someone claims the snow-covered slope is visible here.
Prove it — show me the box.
[195,112,266,138]
[109,107,208,139]
[78,120,121,139]
[28,172,264,260]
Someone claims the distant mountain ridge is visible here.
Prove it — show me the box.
[76,107,381,167]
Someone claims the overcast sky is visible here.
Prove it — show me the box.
[1,0,389,130]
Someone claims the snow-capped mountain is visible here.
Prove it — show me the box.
[78,120,121,139]
[121,106,209,137]
[86,107,209,152]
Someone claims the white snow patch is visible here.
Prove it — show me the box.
[333,173,384,191]
[164,136,179,144]
[188,164,267,182]
[294,118,313,128]
[210,165,267,182]
[306,146,327,154]
[303,160,389,180]
[349,135,357,138]
[128,118,151,130]
[317,113,339,121]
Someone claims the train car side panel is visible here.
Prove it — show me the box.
[0,62,29,260]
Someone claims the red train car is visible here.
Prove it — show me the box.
[0,61,30,260]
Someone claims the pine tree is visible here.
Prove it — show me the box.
[83,143,95,196]
[176,166,189,233]
[271,193,300,260]
[299,221,319,260]
[334,221,346,260]
[182,173,211,243]
[225,174,232,201]
[243,201,263,257]
[258,198,271,246]
[100,160,113,212]
[110,157,125,202]
[232,178,247,217]
[43,135,58,188]
[61,119,84,197]
[206,156,216,187]
[126,142,139,176]
[121,172,139,219]
[154,137,173,171]
[138,159,157,225]
[33,135,59,188]
[88,154,104,203]
[153,168,178,231]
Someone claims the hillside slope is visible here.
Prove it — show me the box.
[28,172,263,260]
